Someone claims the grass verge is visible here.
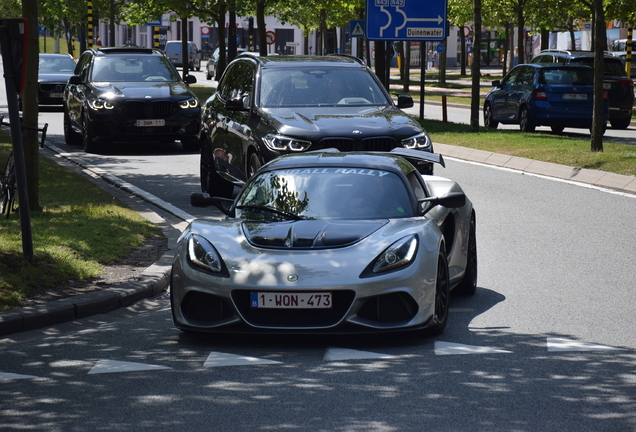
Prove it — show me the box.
[0,135,164,312]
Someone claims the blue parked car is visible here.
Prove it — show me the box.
[483,63,608,133]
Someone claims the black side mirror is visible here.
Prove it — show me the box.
[492,80,501,87]
[226,96,249,111]
[419,192,466,215]
[69,75,82,84]
[191,193,235,217]
[184,75,197,84]
[396,94,414,108]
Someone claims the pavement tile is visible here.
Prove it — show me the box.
[503,157,534,171]
[594,172,636,190]
[483,153,513,167]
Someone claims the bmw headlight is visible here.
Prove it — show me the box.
[179,98,199,109]
[402,131,431,149]
[372,235,418,273]
[263,134,312,152]
[87,98,115,110]
[187,234,224,273]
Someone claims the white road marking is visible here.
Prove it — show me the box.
[88,359,172,374]
[435,341,513,355]
[546,337,627,352]
[324,348,396,361]
[203,351,282,367]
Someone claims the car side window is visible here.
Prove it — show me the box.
[407,171,427,201]
[516,67,535,86]
[218,62,254,105]
[501,68,520,86]
[75,53,92,81]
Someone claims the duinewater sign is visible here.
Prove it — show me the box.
[365,0,447,41]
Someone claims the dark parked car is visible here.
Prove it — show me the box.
[206,47,246,80]
[35,53,76,107]
[199,53,434,198]
[63,47,201,153]
[531,50,633,129]
[483,63,608,133]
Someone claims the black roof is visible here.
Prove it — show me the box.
[94,47,163,56]
[234,53,367,69]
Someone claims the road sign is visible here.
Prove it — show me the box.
[436,43,444,53]
[350,20,365,38]
[266,31,276,45]
[365,0,447,41]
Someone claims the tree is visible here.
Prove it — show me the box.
[590,0,606,151]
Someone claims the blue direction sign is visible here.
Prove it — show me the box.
[365,0,447,41]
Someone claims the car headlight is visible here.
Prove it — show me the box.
[402,131,431,149]
[179,98,199,109]
[87,98,115,110]
[187,234,224,273]
[263,134,312,152]
[372,235,418,273]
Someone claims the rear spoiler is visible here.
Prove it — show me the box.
[388,147,445,168]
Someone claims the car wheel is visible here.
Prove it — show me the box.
[423,247,450,336]
[63,111,82,146]
[454,215,477,296]
[483,103,499,129]
[247,151,261,179]
[82,120,100,154]
[610,116,631,129]
[519,107,535,132]
[550,126,564,134]
[200,141,234,198]
[182,137,201,152]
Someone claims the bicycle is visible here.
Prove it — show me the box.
[0,115,48,218]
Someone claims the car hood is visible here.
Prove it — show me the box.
[261,105,423,140]
[38,73,73,83]
[242,219,388,249]
[89,81,195,99]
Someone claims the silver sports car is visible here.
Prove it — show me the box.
[170,148,477,336]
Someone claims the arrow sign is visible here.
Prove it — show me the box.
[366,0,447,41]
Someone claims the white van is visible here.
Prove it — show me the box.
[165,41,201,71]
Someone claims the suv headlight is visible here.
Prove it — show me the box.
[87,98,115,110]
[372,235,418,273]
[179,98,199,109]
[263,134,312,152]
[402,131,431,149]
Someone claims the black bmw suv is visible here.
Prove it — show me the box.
[199,53,434,198]
[531,50,634,129]
[63,47,201,153]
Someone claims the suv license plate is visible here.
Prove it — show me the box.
[563,93,587,100]
[251,292,332,309]
[136,119,165,127]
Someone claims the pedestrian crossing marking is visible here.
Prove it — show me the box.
[203,351,282,367]
[324,347,395,361]
[435,341,513,355]
[546,337,626,352]
[88,359,172,374]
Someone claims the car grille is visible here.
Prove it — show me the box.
[313,137,399,152]
[124,101,175,119]
[39,83,66,92]
[232,290,356,328]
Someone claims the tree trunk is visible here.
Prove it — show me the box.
[404,42,410,92]
[516,2,524,65]
[591,0,605,151]
[459,25,466,75]
[22,0,41,211]
[181,18,189,79]
[471,0,482,132]
[375,41,386,87]
[257,0,267,56]
[216,5,227,79]
[109,0,115,46]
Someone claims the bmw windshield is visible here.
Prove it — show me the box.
[236,168,414,221]
[258,68,391,108]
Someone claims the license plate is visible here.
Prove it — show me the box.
[603,83,612,90]
[49,93,63,98]
[563,93,587,100]
[251,292,332,309]
[136,119,165,127]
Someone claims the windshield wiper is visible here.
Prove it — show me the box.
[236,205,303,221]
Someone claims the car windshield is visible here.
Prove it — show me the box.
[569,57,628,77]
[236,168,414,221]
[539,68,594,85]
[259,67,390,108]
[39,56,75,73]
[90,56,180,82]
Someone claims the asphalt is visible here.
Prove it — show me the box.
[1,88,635,338]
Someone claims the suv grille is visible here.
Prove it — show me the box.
[124,101,175,119]
[314,137,399,152]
